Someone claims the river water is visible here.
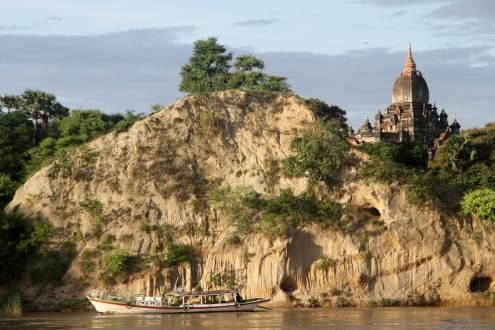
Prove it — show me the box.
[1,307,495,329]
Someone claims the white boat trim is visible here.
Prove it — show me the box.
[88,296,270,314]
[87,289,270,314]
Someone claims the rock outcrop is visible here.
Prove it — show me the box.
[8,90,495,308]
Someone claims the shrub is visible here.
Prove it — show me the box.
[0,174,17,209]
[359,142,462,207]
[0,210,51,284]
[461,188,495,221]
[283,120,349,188]
[30,251,70,285]
[100,249,137,283]
[315,255,334,271]
[79,198,104,224]
[51,151,73,177]
[139,219,158,234]
[166,243,195,267]
[97,234,115,251]
[210,186,342,237]
[113,111,141,135]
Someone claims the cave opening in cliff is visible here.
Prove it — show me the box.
[280,276,298,292]
[469,276,492,293]
[363,207,381,217]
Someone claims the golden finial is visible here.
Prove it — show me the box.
[402,42,416,75]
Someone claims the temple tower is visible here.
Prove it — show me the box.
[355,44,460,148]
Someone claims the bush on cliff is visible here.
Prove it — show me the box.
[166,243,195,267]
[210,187,342,237]
[100,249,138,283]
[359,141,461,206]
[283,120,349,188]
[360,123,495,208]
[461,188,495,221]
[430,123,495,190]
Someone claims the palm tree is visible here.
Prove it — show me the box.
[20,90,68,142]
[446,134,477,186]
[0,95,22,113]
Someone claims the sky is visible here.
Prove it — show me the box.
[0,0,494,128]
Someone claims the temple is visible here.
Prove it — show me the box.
[354,44,460,150]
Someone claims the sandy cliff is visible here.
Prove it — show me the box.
[8,90,495,308]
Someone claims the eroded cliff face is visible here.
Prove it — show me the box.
[8,90,495,308]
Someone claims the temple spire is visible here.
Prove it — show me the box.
[402,43,416,75]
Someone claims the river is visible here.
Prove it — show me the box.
[1,307,495,329]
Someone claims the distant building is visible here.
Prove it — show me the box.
[355,44,460,151]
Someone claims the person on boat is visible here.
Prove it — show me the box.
[235,292,244,303]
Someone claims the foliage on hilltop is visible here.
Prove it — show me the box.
[0,91,143,208]
[180,37,289,94]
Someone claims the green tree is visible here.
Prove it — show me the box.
[18,90,68,142]
[25,109,134,175]
[25,137,58,174]
[179,37,232,94]
[283,120,349,188]
[304,98,348,129]
[0,209,51,284]
[254,75,289,92]
[113,110,141,135]
[0,174,17,209]
[56,110,111,148]
[228,55,289,92]
[0,95,22,113]
[180,38,290,94]
[0,112,34,181]
[444,134,477,186]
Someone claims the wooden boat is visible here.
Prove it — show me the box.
[87,289,270,314]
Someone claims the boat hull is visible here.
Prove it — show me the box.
[87,297,270,314]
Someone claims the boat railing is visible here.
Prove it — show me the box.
[89,290,129,302]
[89,290,103,299]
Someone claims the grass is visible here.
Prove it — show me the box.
[1,292,22,316]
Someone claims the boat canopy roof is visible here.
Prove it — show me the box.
[165,289,239,297]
